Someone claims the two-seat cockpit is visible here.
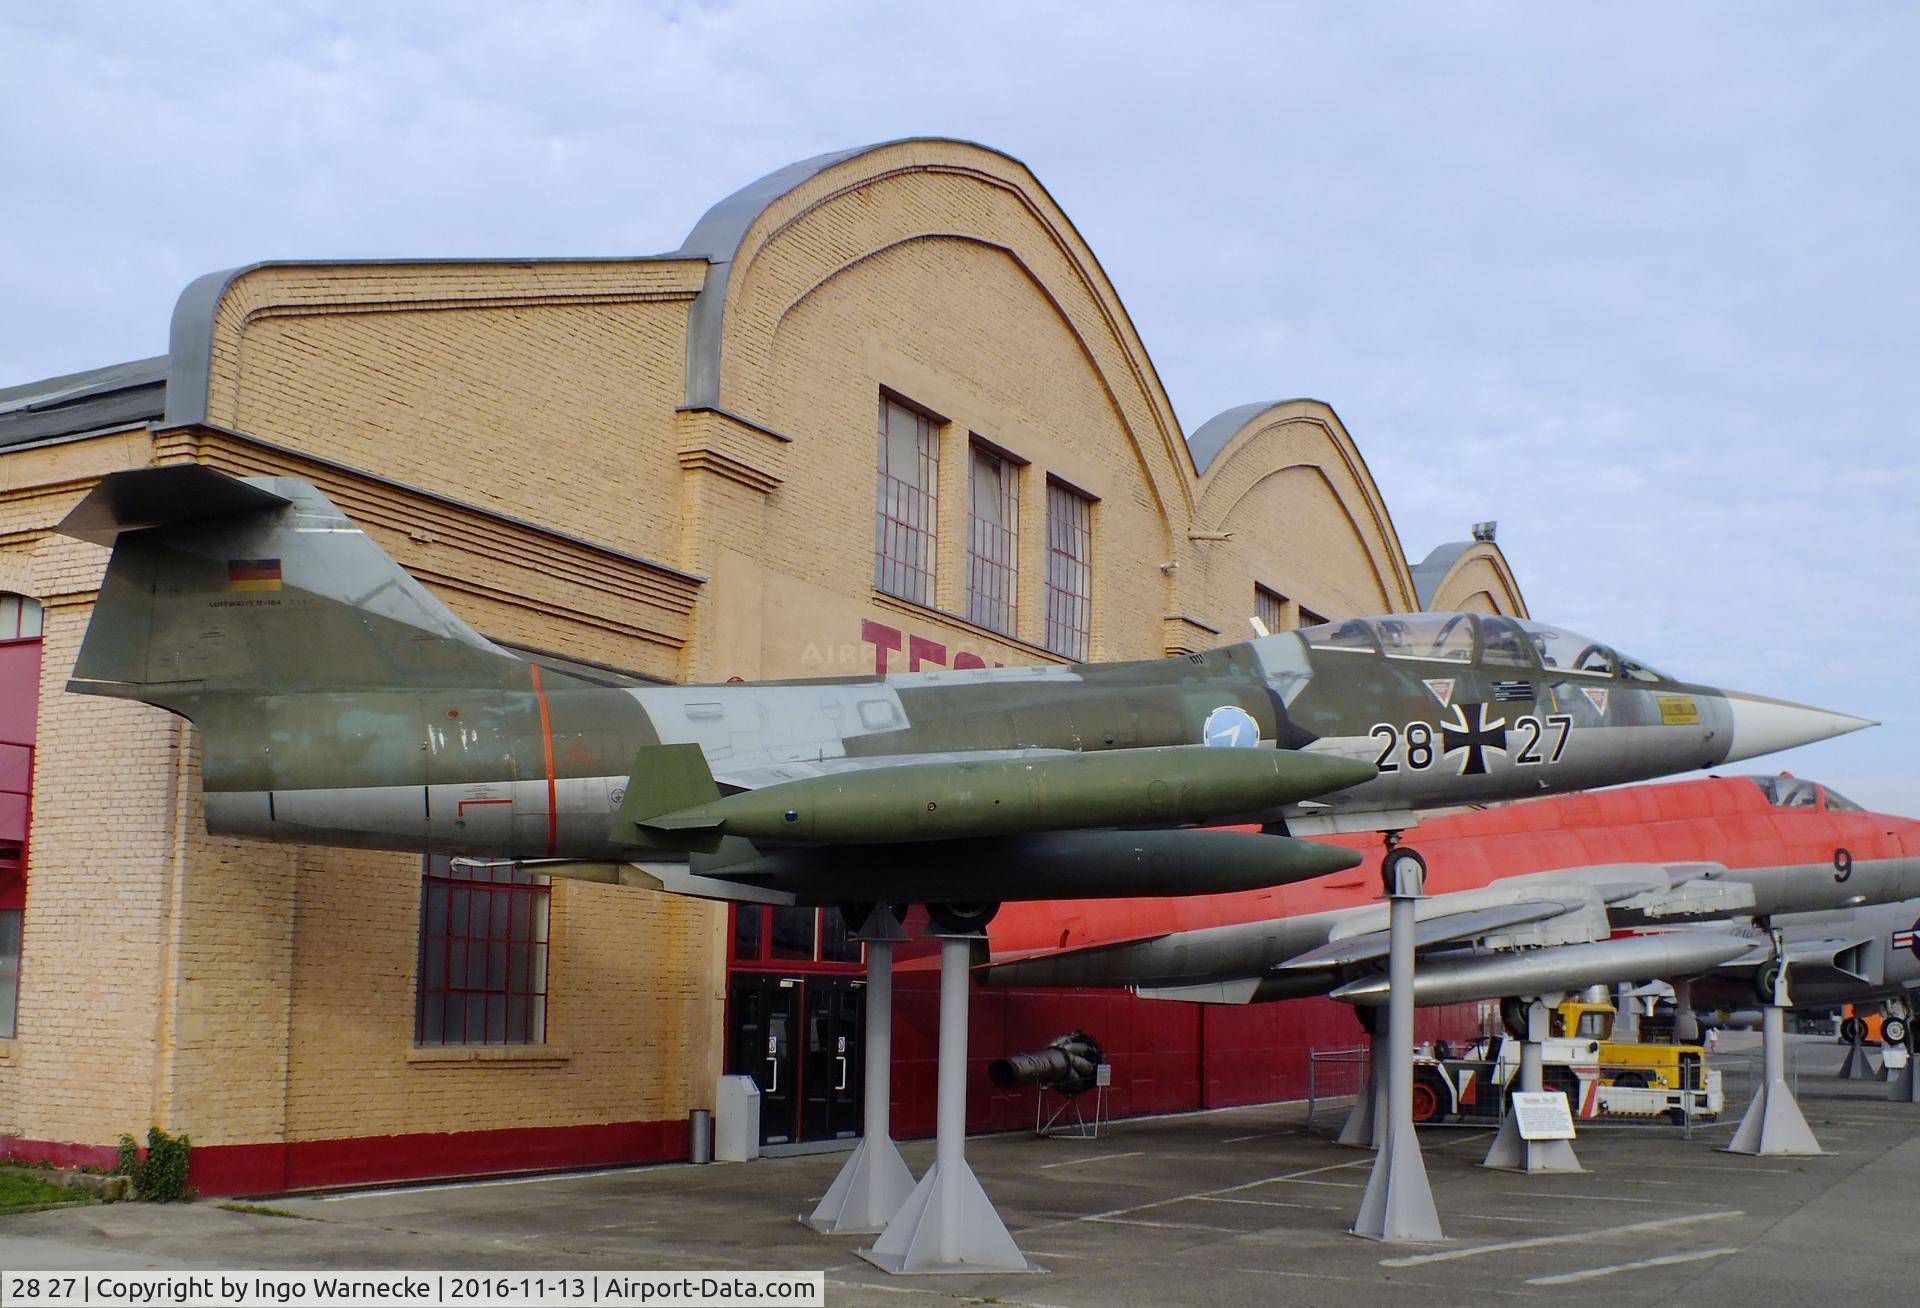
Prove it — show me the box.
[1295,612,1674,684]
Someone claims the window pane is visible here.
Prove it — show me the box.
[415,858,550,1046]
[820,909,862,963]
[771,906,815,960]
[966,443,1018,635]
[1255,586,1286,635]
[875,397,938,605]
[1044,482,1093,659]
[733,905,764,961]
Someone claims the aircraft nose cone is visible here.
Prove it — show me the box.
[1721,692,1876,764]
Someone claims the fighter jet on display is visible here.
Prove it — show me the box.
[59,467,1873,929]
[1696,894,1920,1026]
[980,775,1920,1007]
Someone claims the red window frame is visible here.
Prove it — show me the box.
[966,442,1019,635]
[875,395,939,605]
[1044,480,1094,659]
[415,857,551,1046]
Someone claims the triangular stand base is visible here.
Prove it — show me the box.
[1725,1082,1823,1156]
[1888,1055,1920,1104]
[858,1158,1042,1274]
[1336,1037,1383,1149]
[1836,1030,1877,1079]
[1350,1126,1444,1243]
[1481,1114,1583,1173]
[804,1134,915,1234]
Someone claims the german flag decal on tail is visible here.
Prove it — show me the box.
[227,558,282,591]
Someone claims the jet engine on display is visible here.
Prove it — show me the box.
[988,1031,1105,1097]
[60,465,1874,927]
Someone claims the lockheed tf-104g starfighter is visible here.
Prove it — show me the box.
[59,467,1872,929]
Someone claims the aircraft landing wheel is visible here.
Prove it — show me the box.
[1382,846,1427,896]
[1500,996,1530,1040]
[1883,1015,1910,1046]
[927,901,1000,934]
[1840,1015,1864,1044]
[1411,1069,1446,1124]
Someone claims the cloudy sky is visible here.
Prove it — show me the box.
[4,2,1916,812]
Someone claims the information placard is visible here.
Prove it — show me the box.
[1510,1090,1577,1140]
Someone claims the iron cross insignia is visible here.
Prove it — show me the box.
[1441,702,1508,775]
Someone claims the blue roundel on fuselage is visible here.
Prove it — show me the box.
[1203,705,1260,749]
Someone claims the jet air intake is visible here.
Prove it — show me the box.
[637,745,1376,846]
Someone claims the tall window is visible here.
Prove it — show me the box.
[0,910,18,1040]
[1255,585,1287,635]
[966,443,1019,635]
[1044,481,1094,659]
[1298,606,1328,629]
[875,396,939,605]
[416,857,551,1046]
[0,593,40,1041]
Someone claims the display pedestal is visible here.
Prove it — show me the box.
[1336,1030,1385,1149]
[807,913,914,1234]
[860,934,1040,1274]
[1350,853,1443,1243]
[1483,998,1582,1173]
[1726,982,1822,1156]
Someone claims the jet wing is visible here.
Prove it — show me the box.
[1276,899,1589,970]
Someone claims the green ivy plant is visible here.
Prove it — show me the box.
[116,1127,192,1202]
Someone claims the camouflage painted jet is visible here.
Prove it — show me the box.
[60,467,1872,930]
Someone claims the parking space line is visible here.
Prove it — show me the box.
[1039,1151,1144,1169]
[1089,1216,1244,1234]
[1622,1161,1794,1174]
[1380,1209,1743,1267]
[1488,1190,1699,1205]
[1527,1246,1739,1285]
[1197,1196,1340,1211]
[1014,1156,1372,1233]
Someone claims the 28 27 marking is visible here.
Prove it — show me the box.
[1369,713,1571,773]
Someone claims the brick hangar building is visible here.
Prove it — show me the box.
[0,139,1526,1194]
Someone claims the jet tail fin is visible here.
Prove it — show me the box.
[61,465,529,710]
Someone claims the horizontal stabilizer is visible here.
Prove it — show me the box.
[58,464,290,545]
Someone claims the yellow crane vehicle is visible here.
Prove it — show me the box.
[1411,996,1722,1125]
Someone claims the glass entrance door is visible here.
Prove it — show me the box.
[727,972,866,1146]
[802,977,864,1141]
[728,974,802,1146]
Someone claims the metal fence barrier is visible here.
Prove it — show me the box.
[1305,1045,1370,1133]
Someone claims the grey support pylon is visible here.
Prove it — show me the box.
[1836,1021,1876,1079]
[806,911,916,1234]
[1336,1029,1386,1148]
[860,934,1040,1274]
[1889,1025,1920,1103]
[1350,851,1444,1243]
[1483,998,1583,1173]
[1670,976,1700,1044]
[1726,948,1822,1156]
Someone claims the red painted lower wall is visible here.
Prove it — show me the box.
[4,1118,689,1198]
[3,990,1477,1196]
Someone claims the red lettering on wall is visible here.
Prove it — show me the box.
[953,652,987,670]
[861,620,903,675]
[908,635,947,672]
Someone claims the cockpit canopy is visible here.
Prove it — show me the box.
[1745,774,1864,812]
[1296,612,1671,683]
